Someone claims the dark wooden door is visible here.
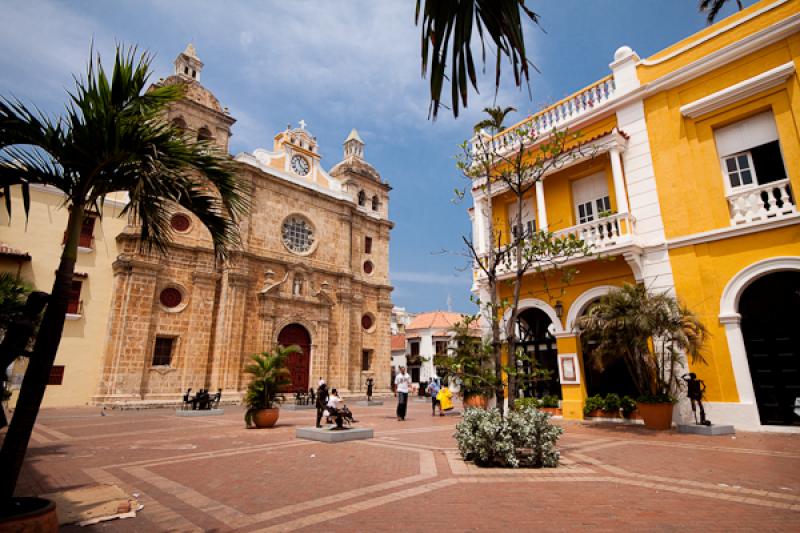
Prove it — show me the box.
[741,272,800,426]
[517,308,561,399]
[277,324,311,393]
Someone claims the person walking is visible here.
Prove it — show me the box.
[426,378,441,416]
[366,377,374,402]
[315,382,329,428]
[395,366,412,421]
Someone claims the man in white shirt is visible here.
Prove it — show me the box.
[394,366,412,421]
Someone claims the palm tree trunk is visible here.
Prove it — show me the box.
[0,206,82,501]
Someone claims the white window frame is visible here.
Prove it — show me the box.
[720,150,757,193]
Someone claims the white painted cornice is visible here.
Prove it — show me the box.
[639,0,790,66]
[680,62,796,118]
[666,213,800,249]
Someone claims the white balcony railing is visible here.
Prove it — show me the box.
[728,179,795,225]
[553,212,635,250]
[478,212,636,279]
[472,76,616,157]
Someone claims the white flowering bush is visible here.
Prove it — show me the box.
[455,406,563,468]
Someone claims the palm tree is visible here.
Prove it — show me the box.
[577,283,708,401]
[416,1,541,119]
[243,345,299,427]
[473,105,517,135]
[699,0,744,24]
[0,45,247,501]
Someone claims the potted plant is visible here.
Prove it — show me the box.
[602,393,622,418]
[577,283,707,430]
[538,395,561,416]
[243,345,299,429]
[621,395,639,419]
[434,319,497,410]
[583,395,605,418]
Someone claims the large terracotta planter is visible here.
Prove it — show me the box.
[540,407,562,416]
[636,402,673,430]
[0,497,58,532]
[462,394,489,409]
[252,408,280,428]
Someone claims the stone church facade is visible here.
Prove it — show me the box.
[93,45,393,404]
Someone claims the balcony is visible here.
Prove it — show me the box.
[479,212,638,280]
[472,76,617,156]
[727,179,795,225]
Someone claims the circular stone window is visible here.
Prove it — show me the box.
[361,313,374,331]
[170,213,191,233]
[281,215,316,254]
[363,260,374,275]
[159,287,183,309]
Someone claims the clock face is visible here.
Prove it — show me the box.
[291,155,310,176]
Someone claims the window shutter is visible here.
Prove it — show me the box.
[714,111,779,157]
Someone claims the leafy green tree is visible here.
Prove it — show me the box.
[243,345,299,427]
[699,0,744,24]
[0,273,33,338]
[416,1,541,119]
[0,45,247,501]
[577,283,708,402]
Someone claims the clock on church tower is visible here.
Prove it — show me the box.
[279,120,320,178]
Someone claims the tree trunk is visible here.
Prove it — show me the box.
[0,207,82,501]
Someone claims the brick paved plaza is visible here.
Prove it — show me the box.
[13,400,800,532]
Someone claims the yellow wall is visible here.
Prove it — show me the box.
[668,225,800,403]
[0,187,127,407]
[645,36,800,239]
[638,0,800,84]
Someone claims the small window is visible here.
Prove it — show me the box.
[191,69,196,79]
[48,365,64,385]
[715,112,787,190]
[435,340,448,354]
[64,216,96,248]
[358,190,366,206]
[197,127,213,142]
[67,280,82,315]
[184,66,189,75]
[512,220,536,239]
[361,350,372,371]
[152,337,174,366]
[364,236,373,254]
[723,152,755,189]
[371,195,379,211]
[410,341,420,356]
[362,314,374,330]
[170,213,191,232]
[159,287,183,309]
[363,260,374,274]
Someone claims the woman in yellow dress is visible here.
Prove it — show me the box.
[437,385,454,413]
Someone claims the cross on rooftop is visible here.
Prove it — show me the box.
[299,119,306,130]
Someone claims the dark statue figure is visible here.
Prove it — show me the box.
[181,388,221,411]
[366,377,374,402]
[683,373,711,426]
[0,291,49,428]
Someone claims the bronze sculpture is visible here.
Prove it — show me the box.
[683,373,711,426]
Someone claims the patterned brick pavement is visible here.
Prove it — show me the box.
[6,400,800,532]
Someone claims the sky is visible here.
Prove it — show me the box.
[0,0,756,314]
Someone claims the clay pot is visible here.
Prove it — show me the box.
[0,497,58,532]
[252,408,280,428]
[462,394,489,409]
[585,409,604,418]
[636,402,674,430]
[540,407,562,416]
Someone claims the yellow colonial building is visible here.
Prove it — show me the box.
[470,0,800,430]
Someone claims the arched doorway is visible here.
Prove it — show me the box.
[516,308,560,398]
[277,324,311,393]
[739,271,800,426]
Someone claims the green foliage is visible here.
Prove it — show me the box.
[416,1,541,119]
[513,397,539,410]
[577,283,708,403]
[539,395,559,408]
[455,406,563,468]
[434,316,498,398]
[0,273,34,338]
[620,395,637,417]
[699,0,744,24]
[243,345,299,427]
[603,393,621,412]
[583,395,605,415]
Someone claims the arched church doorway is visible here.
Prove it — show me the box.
[579,300,638,398]
[277,324,311,393]
[740,271,800,426]
[516,308,560,398]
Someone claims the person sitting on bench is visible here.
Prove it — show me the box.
[325,388,357,428]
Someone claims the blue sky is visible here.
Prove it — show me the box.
[0,0,755,314]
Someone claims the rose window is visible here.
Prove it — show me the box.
[282,216,315,253]
[159,287,183,309]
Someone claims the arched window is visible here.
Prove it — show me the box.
[358,190,366,207]
[371,195,380,211]
[171,117,187,131]
[197,127,213,143]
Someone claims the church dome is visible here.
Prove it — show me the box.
[329,157,382,183]
[158,76,223,113]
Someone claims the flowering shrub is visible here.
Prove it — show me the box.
[455,406,563,468]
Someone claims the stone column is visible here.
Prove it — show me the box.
[209,271,250,393]
[535,180,548,231]
[181,271,220,393]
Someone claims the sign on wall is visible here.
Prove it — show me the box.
[557,353,581,385]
